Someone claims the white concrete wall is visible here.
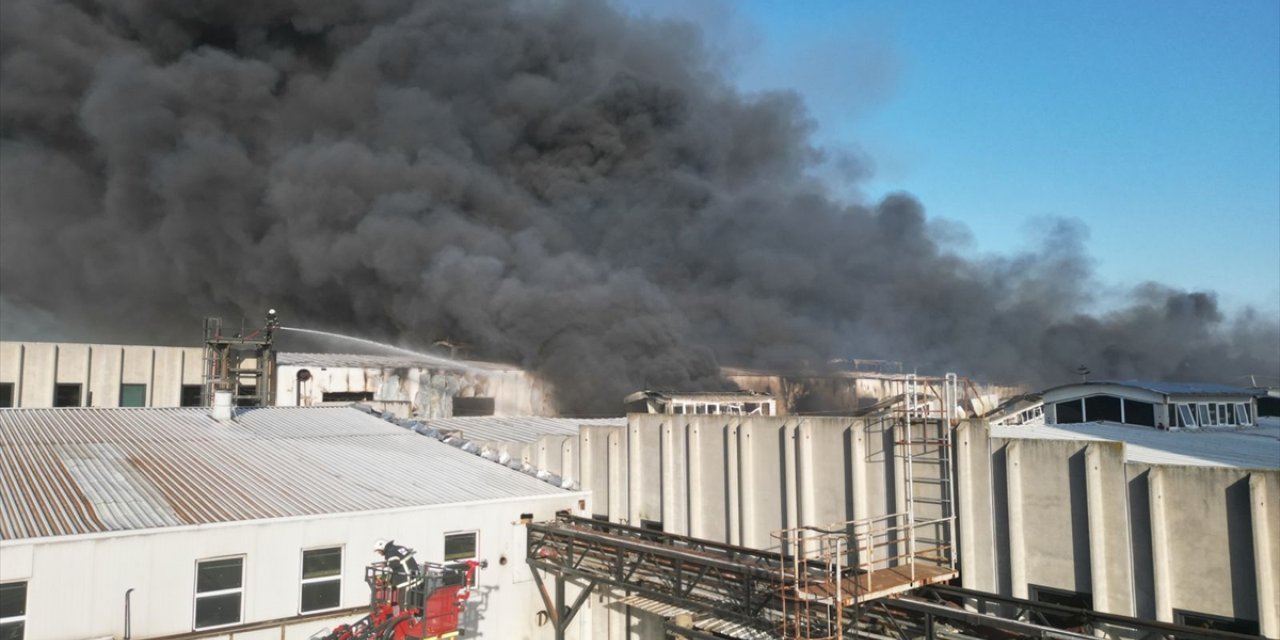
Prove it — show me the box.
[988,433,1279,636]
[0,492,591,640]
[567,415,1277,636]
[0,342,203,408]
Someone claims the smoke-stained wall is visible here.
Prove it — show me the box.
[2,0,1276,415]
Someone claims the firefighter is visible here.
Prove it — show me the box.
[374,539,420,588]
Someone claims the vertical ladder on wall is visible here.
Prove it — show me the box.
[771,373,963,639]
[200,317,225,407]
[896,373,958,578]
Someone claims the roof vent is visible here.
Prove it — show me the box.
[211,390,233,421]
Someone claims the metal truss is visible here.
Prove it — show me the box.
[526,514,788,638]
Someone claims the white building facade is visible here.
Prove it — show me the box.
[0,342,557,418]
[0,406,591,640]
[0,342,205,409]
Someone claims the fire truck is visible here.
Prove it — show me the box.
[315,558,486,640]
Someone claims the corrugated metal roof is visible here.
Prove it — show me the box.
[420,416,625,443]
[0,407,571,540]
[991,421,1280,469]
[1044,380,1262,397]
[277,352,514,371]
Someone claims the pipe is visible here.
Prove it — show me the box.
[124,588,134,640]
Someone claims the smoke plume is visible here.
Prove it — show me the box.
[2,0,1276,414]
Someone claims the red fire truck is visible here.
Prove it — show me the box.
[316,558,486,640]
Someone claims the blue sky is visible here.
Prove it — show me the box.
[621,1,1280,316]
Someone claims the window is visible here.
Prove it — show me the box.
[119,384,147,407]
[1235,403,1252,426]
[0,383,13,408]
[1217,403,1231,425]
[1055,400,1084,424]
[1084,395,1122,423]
[1175,609,1259,635]
[321,391,374,403]
[53,383,81,407]
[1028,584,1091,628]
[194,556,243,630]
[300,547,342,613]
[443,532,477,561]
[1122,399,1156,427]
[0,582,26,640]
[180,385,204,407]
[1177,404,1197,428]
[1197,403,1212,427]
[452,397,495,417]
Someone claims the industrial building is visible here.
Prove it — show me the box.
[422,399,1280,638]
[0,341,554,418]
[274,352,554,417]
[5,324,1279,638]
[0,404,591,640]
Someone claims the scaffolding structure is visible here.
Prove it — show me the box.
[200,310,279,407]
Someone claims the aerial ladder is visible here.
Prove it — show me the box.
[315,558,486,640]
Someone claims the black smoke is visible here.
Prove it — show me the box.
[2,0,1276,414]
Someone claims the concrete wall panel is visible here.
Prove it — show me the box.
[1003,439,1093,597]
[686,417,730,542]
[1250,471,1280,638]
[1084,441,1134,615]
[627,414,664,526]
[955,420,997,592]
[737,420,788,551]
[1145,465,1266,626]
[660,418,690,535]
[579,425,614,518]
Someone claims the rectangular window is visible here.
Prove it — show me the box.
[321,391,374,403]
[1028,584,1091,628]
[1122,399,1156,427]
[1055,400,1084,424]
[300,547,342,613]
[53,383,82,407]
[1197,403,1212,427]
[194,556,243,630]
[119,383,147,407]
[0,383,13,408]
[1084,395,1122,423]
[0,582,26,640]
[1175,609,1259,635]
[452,397,496,417]
[1235,403,1252,426]
[1217,403,1231,425]
[1177,404,1197,428]
[180,385,204,407]
[443,532,478,561]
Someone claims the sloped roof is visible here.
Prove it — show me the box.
[991,420,1280,469]
[0,407,572,541]
[421,416,625,443]
[1044,380,1262,397]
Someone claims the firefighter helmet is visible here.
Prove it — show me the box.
[374,539,387,552]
